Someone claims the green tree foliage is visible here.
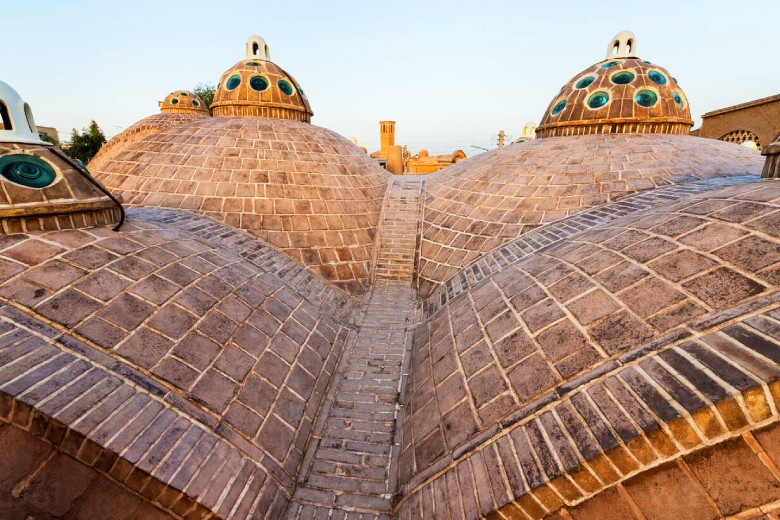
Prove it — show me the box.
[193,83,216,114]
[65,120,106,164]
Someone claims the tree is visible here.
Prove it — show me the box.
[65,120,106,164]
[193,83,216,114]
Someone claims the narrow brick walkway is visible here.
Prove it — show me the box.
[373,177,425,281]
[285,177,425,519]
[286,283,414,519]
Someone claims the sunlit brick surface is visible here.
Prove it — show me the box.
[93,117,390,294]
[418,134,764,296]
[397,180,780,518]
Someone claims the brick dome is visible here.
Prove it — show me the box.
[537,32,693,138]
[211,35,313,122]
[159,90,209,114]
[92,117,389,294]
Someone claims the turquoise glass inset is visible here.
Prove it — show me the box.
[192,99,200,107]
[635,89,658,107]
[575,76,595,89]
[611,71,635,85]
[587,91,610,109]
[602,61,619,68]
[673,92,684,108]
[648,70,667,85]
[180,92,189,96]
[171,98,179,105]
[551,99,567,115]
[0,154,57,188]
[250,76,269,92]
[226,75,241,90]
[278,79,294,95]
[246,62,261,67]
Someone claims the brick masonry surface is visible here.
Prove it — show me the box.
[0,135,779,519]
[0,208,370,518]
[397,179,780,518]
[418,134,764,296]
[92,117,390,294]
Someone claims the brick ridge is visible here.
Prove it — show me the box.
[394,300,780,518]
[127,207,361,322]
[0,312,290,519]
[423,175,759,317]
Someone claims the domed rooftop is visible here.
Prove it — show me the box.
[211,35,313,122]
[158,90,209,114]
[0,81,122,232]
[537,31,693,138]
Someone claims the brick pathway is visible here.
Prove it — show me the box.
[286,283,415,519]
[373,177,425,281]
[286,177,424,519]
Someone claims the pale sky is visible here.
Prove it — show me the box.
[2,0,778,155]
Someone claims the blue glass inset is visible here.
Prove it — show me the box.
[648,70,667,85]
[635,89,658,107]
[278,79,294,95]
[180,92,189,96]
[673,92,684,108]
[226,75,241,90]
[575,76,595,89]
[171,98,179,105]
[587,91,609,109]
[611,71,635,85]
[192,99,200,107]
[250,76,269,92]
[0,154,57,188]
[602,61,619,68]
[551,99,567,115]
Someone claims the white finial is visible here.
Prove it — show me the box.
[606,31,637,59]
[246,35,271,61]
[0,81,46,145]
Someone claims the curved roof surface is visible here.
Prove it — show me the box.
[400,179,780,515]
[418,134,764,296]
[92,117,389,294]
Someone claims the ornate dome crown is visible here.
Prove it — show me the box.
[158,90,209,114]
[210,35,313,122]
[537,31,693,138]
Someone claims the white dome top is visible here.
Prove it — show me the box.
[0,81,47,145]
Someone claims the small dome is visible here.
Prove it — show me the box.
[537,31,693,137]
[0,80,46,145]
[211,35,313,122]
[158,90,210,114]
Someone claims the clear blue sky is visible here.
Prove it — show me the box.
[2,0,778,155]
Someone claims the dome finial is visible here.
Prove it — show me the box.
[246,35,270,61]
[606,31,637,59]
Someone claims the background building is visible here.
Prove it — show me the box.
[692,93,780,150]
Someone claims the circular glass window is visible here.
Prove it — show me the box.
[575,76,595,89]
[0,154,57,188]
[602,61,619,68]
[635,89,658,107]
[648,70,667,85]
[278,79,294,96]
[250,76,270,92]
[587,91,610,109]
[226,75,241,90]
[611,71,635,85]
[551,99,567,115]
[171,98,179,105]
[192,99,200,107]
[673,92,685,109]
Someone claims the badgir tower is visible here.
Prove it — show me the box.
[0,30,778,520]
